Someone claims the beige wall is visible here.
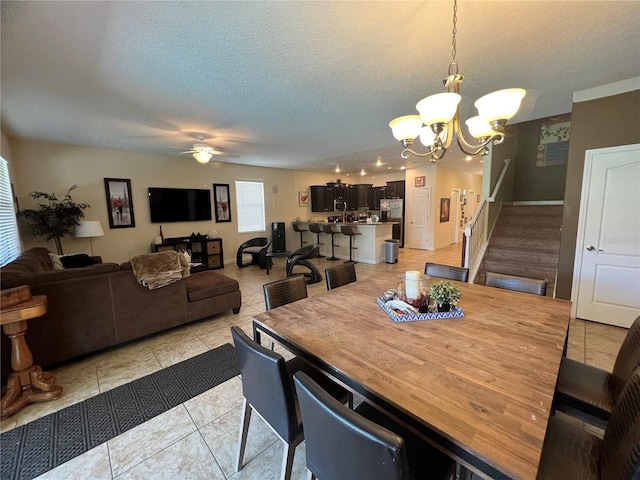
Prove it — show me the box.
[8,138,407,264]
[405,164,481,250]
[556,89,640,299]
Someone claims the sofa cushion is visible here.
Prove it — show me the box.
[61,253,95,269]
[185,271,240,302]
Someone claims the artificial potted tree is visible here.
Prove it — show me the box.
[428,280,462,312]
[19,185,89,254]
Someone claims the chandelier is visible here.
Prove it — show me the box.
[389,0,526,162]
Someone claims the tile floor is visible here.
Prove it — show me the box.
[1,244,628,479]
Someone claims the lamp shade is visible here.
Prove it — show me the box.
[474,88,526,123]
[389,115,423,141]
[193,151,212,164]
[416,92,461,126]
[465,116,496,139]
[75,220,104,238]
[419,127,437,147]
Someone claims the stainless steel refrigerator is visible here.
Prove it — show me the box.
[380,198,404,247]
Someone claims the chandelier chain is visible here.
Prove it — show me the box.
[448,0,459,75]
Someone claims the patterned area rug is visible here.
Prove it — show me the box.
[1,343,239,480]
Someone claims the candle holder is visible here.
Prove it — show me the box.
[397,272,430,311]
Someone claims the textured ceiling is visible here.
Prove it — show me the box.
[2,1,639,177]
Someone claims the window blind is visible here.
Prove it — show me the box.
[235,180,265,233]
[0,157,21,266]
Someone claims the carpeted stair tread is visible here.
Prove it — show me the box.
[0,343,239,480]
[484,246,561,266]
[489,236,561,251]
[500,205,564,216]
[481,260,557,281]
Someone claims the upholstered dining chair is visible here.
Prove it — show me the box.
[293,371,455,480]
[285,244,322,284]
[236,237,272,273]
[484,271,548,296]
[424,262,469,282]
[555,315,640,428]
[231,327,353,480]
[325,262,357,291]
[538,366,640,479]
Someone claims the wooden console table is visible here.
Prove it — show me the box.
[1,285,62,419]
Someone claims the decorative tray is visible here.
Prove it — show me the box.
[376,298,465,323]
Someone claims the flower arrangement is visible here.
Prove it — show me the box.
[428,280,461,312]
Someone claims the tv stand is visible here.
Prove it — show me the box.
[152,237,224,270]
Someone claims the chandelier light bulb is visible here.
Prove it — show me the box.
[465,116,496,139]
[416,92,461,126]
[474,88,526,123]
[389,115,423,141]
[419,127,437,147]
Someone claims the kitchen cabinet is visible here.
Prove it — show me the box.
[386,180,405,199]
[368,186,386,210]
[354,184,372,208]
[311,186,335,212]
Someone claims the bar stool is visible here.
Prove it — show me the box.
[340,224,361,264]
[308,223,325,258]
[292,222,308,249]
[322,223,341,261]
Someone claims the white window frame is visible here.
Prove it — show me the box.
[235,180,266,234]
[0,157,21,266]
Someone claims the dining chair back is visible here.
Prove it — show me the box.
[263,275,308,311]
[424,262,469,282]
[538,367,640,479]
[293,371,454,480]
[598,366,640,479]
[484,271,548,296]
[325,262,357,290]
[555,315,640,426]
[231,327,352,480]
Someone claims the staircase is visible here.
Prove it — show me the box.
[475,205,563,296]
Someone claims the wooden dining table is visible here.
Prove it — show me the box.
[252,276,571,480]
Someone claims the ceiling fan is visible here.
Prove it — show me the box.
[180,135,236,164]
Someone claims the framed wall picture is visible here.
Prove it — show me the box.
[298,191,309,207]
[104,178,135,228]
[415,176,425,187]
[213,183,232,222]
[439,197,450,223]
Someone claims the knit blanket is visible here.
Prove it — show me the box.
[130,250,189,290]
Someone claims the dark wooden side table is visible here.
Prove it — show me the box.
[1,285,62,419]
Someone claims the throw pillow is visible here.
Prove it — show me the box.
[60,254,94,269]
[48,253,66,270]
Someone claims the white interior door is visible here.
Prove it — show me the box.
[573,144,640,328]
[449,189,459,244]
[407,187,430,249]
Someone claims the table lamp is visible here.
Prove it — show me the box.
[75,220,104,256]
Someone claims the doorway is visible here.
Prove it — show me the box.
[572,143,640,328]
[449,189,460,244]
[407,187,430,249]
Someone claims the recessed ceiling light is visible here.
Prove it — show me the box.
[360,169,366,176]
[465,156,472,161]
[376,156,383,167]
[387,166,392,170]
[335,165,341,173]
[400,166,406,170]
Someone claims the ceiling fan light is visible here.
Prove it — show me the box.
[474,88,526,123]
[465,116,495,139]
[194,151,212,164]
[389,115,423,141]
[416,92,461,126]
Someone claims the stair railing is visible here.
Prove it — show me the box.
[463,158,511,282]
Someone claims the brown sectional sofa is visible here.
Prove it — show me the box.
[1,247,241,382]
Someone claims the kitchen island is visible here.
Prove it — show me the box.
[296,221,397,264]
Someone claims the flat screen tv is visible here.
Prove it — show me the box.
[148,187,212,223]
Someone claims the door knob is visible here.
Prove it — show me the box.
[586,245,603,252]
